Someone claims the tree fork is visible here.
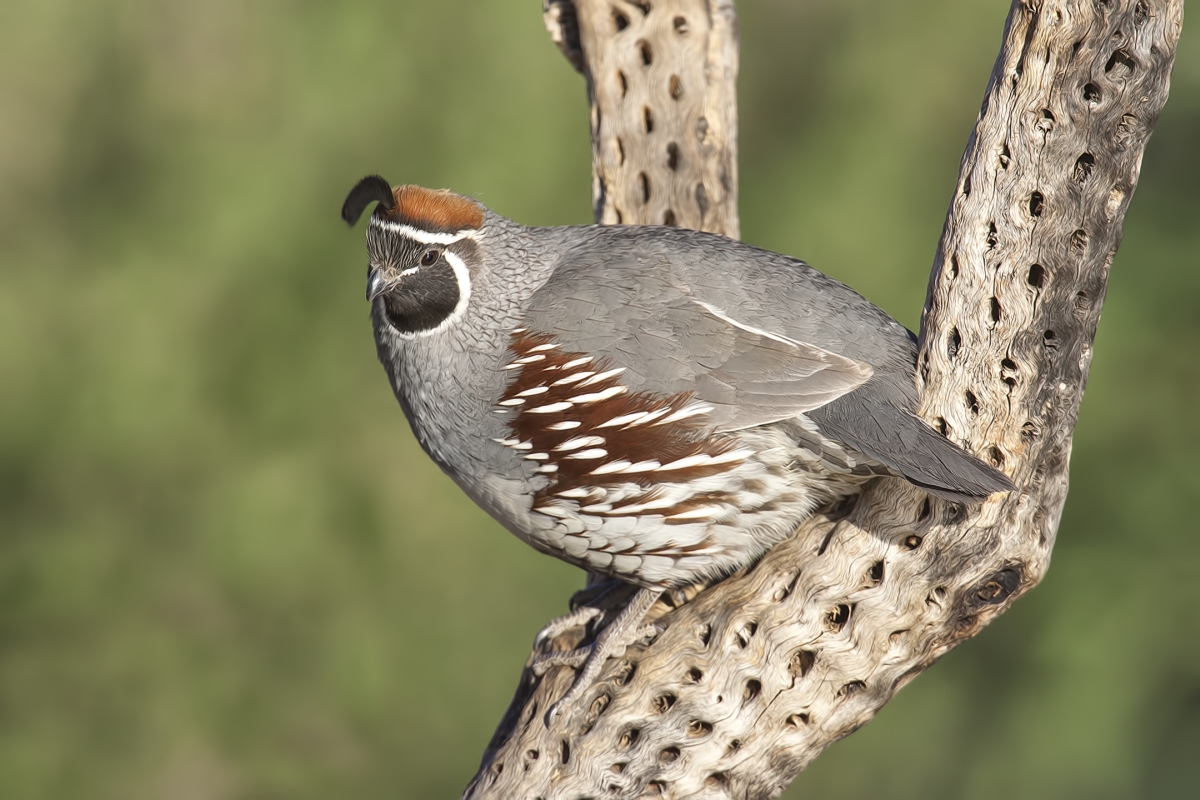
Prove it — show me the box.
[464,1,1183,797]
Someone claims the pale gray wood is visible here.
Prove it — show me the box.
[544,0,740,235]
[463,1,1184,797]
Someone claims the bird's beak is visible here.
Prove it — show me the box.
[366,268,387,302]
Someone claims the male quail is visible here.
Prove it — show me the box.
[341,175,1013,712]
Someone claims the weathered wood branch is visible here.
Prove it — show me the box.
[544,0,740,234]
[464,1,1183,797]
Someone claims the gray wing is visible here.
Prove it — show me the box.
[522,257,872,432]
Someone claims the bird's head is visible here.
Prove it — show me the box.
[342,175,487,337]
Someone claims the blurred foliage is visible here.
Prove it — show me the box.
[0,0,1197,797]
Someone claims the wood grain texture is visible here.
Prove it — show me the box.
[544,0,740,235]
[463,1,1183,797]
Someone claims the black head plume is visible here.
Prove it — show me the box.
[342,175,396,226]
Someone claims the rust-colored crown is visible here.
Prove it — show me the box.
[382,185,485,234]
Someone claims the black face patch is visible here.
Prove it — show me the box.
[380,258,460,334]
[367,231,472,335]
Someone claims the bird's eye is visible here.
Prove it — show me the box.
[420,249,439,266]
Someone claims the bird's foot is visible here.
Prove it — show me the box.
[532,580,633,651]
[532,587,663,723]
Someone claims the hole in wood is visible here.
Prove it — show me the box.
[1117,113,1137,142]
[973,565,1023,606]
[726,739,742,755]
[1074,290,1090,315]
[743,679,762,703]
[610,761,626,774]
[1038,108,1055,134]
[904,534,923,549]
[628,0,651,13]
[838,681,866,698]
[615,136,625,166]
[990,296,1002,323]
[653,693,676,714]
[867,560,884,587]
[694,182,708,218]
[950,253,960,278]
[1105,48,1136,76]
[659,747,680,764]
[1074,153,1096,183]
[986,222,998,249]
[696,622,711,647]
[1029,191,1044,217]
[590,694,611,716]
[735,621,758,649]
[790,650,816,678]
[613,660,636,685]
[999,142,1011,170]
[988,446,1005,468]
[669,74,683,100]
[617,70,628,98]
[936,417,948,435]
[663,209,676,226]
[673,15,688,33]
[1070,228,1088,255]
[696,115,708,143]
[1135,0,1149,24]
[934,586,948,601]
[772,571,799,603]
[643,106,654,133]
[491,760,504,775]
[706,773,730,790]
[918,498,932,523]
[613,9,629,31]
[1043,329,1059,350]
[1083,82,1102,104]
[965,390,980,415]
[647,781,666,796]
[639,172,651,203]
[824,604,852,633]
[561,739,571,764]
[618,728,640,750]
[1021,420,1040,440]
[1027,263,1045,288]
[686,720,713,738]
[786,713,811,727]
[1001,359,1018,390]
[962,175,971,196]
[685,666,703,683]
[947,327,961,361]
[666,142,679,170]
[638,39,653,66]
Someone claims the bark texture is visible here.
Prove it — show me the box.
[463,1,1183,797]
[544,0,740,234]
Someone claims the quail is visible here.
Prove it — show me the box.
[341,175,1013,713]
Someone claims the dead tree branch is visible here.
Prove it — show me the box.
[464,1,1183,797]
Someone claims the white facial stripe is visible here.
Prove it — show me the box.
[388,249,473,340]
[369,218,478,245]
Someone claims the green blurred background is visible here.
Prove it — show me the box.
[2,0,1198,797]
